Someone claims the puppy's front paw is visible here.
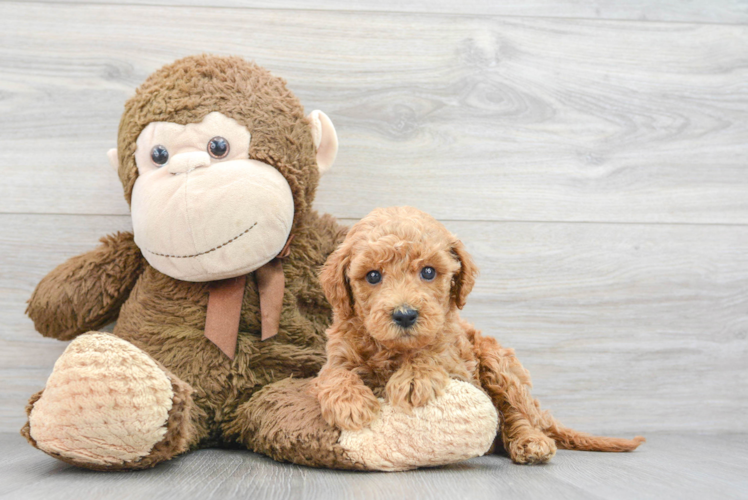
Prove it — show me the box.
[386,365,450,410]
[318,381,380,431]
[508,432,557,465]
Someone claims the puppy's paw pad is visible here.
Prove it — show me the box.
[385,381,413,411]
[409,372,449,408]
[386,368,449,409]
[331,401,379,431]
[510,434,557,465]
[320,384,380,431]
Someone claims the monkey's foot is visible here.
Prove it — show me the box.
[22,332,194,470]
[339,380,498,471]
[507,431,557,465]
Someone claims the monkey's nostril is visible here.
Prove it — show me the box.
[392,307,418,328]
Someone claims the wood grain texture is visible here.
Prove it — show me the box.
[2,0,748,468]
[1,2,747,223]
[1,432,747,500]
[2,214,746,433]
[16,0,748,25]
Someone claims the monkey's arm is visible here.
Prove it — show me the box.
[26,232,145,341]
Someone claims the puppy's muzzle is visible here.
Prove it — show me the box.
[392,307,418,329]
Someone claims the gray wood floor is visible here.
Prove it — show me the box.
[1,432,746,500]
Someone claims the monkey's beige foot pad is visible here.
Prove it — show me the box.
[338,380,498,471]
[27,333,177,468]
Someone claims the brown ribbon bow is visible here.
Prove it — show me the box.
[204,235,294,360]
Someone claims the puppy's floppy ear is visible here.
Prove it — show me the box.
[320,241,355,319]
[450,239,479,309]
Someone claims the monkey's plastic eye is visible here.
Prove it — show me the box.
[365,270,382,285]
[151,145,169,166]
[208,136,230,159]
[420,266,436,281]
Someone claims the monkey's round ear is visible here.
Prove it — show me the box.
[307,110,338,177]
[107,148,118,171]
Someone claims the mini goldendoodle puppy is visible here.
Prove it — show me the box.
[313,206,644,464]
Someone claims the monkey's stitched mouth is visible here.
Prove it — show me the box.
[142,222,258,259]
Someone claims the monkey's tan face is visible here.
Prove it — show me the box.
[130,112,294,282]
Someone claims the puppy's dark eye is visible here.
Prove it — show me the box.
[151,145,169,166]
[420,266,436,281]
[365,270,382,285]
[208,136,230,159]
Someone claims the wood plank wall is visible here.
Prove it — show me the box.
[0,1,746,434]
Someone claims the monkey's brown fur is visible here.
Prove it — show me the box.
[315,207,645,464]
[24,55,359,470]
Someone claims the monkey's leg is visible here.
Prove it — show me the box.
[226,378,361,469]
[21,332,197,471]
[473,332,644,464]
[225,378,498,471]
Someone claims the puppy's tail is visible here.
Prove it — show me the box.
[545,420,645,452]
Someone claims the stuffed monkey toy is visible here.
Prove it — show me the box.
[21,55,498,471]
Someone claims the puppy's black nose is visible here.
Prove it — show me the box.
[392,307,418,328]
